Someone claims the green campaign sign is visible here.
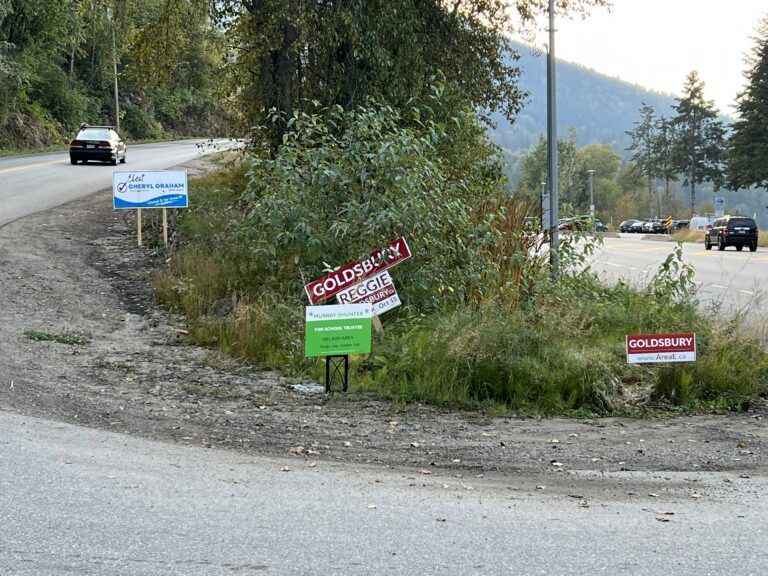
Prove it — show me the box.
[305,304,373,357]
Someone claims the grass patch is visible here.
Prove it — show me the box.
[24,330,90,346]
[358,277,766,414]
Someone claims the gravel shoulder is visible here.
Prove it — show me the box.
[1,158,766,495]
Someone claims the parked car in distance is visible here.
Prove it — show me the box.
[641,219,666,234]
[69,124,126,165]
[704,215,758,252]
[648,219,667,234]
[628,220,647,233]
[619,219,641,232]
[690,215,717,230]
[558,215,607,232]
[672,219,690,231]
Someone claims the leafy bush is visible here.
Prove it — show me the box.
[240,94,516,310]
[122,106,164,140]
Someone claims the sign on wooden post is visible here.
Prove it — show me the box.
[113,170,188,246]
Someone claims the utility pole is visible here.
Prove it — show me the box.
[587,169,595,232]
[107,5,120,132]
[547,0,558,280]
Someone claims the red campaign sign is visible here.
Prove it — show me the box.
[304,237,411,304]
[626,334,695,353]
[626,333,696,364]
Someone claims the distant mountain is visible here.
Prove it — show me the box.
[489,42,678,159]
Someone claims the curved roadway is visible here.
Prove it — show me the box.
[0,140,235,227]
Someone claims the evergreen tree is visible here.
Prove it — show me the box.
[626,103,657,218]
[726,16,768,190]
[654,116,678,216]
[671,71,726,216]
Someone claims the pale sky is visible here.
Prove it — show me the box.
[537,0,767,116]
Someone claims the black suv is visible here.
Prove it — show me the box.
[704,216,758,252]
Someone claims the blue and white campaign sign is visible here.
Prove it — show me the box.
[113,171,188,209]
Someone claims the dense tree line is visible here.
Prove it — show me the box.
[0,0,225,148]
[134,0,607,150]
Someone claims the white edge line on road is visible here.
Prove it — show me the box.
[738,290,755,295]
[711,285,727,289]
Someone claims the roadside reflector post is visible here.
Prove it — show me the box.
[136,208,142,246]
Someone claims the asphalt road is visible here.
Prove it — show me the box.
[1,410,766,576]
[588,234,768,315]
[0,140,234,227]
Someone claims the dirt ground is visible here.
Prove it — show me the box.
[1,158,766,494]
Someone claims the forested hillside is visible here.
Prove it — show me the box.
[490,41,678,172]
[0,1,226,150]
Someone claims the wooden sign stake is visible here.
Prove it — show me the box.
[162,208,168,245]
[137,208,143,246]
[372,316,385,344]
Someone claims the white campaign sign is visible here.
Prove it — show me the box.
[113,170,188,209]
[336,270,401,316]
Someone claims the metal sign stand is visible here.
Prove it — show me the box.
[325,355,349,393]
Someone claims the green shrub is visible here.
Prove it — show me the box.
[122,106,164,140]
[240,94,516,310]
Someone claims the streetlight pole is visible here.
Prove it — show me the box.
[547,0,558,280]
[587,169,595,232]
